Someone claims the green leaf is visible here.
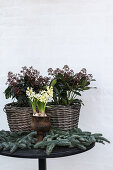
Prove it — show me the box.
[81,80,87,87]
[4,86,12,99]
[42,86,47,90]
[51,79,57,87]
[62,98,67,105]
[65,82,72,90]
[74,91,81,96]
[46,105,52,108]
[11,87,15,98]
[54,87,59,94]
[91,79,96,81]
[24,75,29,82]
[83,87,91,90]
[57,73,65,81]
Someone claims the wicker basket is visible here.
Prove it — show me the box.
[4,103,33,132]
[4,103,81,132]
[46,103,81,130]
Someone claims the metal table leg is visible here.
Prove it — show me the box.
[38,159,46,170]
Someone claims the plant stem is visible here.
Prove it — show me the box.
[37,101,46,115]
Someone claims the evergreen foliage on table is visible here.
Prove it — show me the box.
[0,128,110,155]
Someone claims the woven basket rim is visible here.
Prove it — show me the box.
[5,102,81,109]
[4,103,31,109]
[47,103,81,109]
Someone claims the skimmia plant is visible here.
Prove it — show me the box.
[4,66,50,107]
[48,65,96,105]
[4,65,95,107]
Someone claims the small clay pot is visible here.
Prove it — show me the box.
[31,116,51,142]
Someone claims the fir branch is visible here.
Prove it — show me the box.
[0,128,110,155]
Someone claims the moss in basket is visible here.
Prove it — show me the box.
[48,65,96,106]
[4,66,50,107]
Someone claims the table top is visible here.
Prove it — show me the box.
[0,143,95,159]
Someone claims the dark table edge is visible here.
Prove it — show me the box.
[0,143,95,159]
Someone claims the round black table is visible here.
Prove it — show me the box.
[0,143,95,170]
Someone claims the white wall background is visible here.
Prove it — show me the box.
[0,0,113,169]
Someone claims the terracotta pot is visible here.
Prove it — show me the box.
[31,116,51,142]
